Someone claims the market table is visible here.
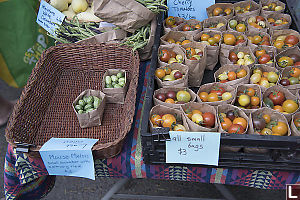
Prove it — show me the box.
[3,61,300,200]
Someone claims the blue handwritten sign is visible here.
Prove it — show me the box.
[166,131,221,166]
[36,0,65,35]
[167,0,215,21]
[40,138,98,180]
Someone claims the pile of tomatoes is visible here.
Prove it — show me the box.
[219,109,247,134]
[262,2,284,11]
[212,7,232,16]
[185,47,203,60]
[235,87,261,109]
[150,113,186,131]
[255,48,273,64]
[277,55,300,68]
[166,38,191,46]
[217,68,247,83]
[248,34,271,46]
[267,16,289,27]
[273,34,299,50]
[197,33,221,46]
[264,90,299,114]
[165,16,182,28]
[159,49,183,64]
[280,67,300,86]
[223,33,245,46]
[248,16,266,29]
[155,90,192,104]
[155,66,184,82]
[185,109,215,128]
[252,113,288,136]
[198,86,232,102]
[228,51,254,66]
[250,68,279,88]
[228,19,246,32]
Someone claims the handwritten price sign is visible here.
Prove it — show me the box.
[166,131,220,166]
[167,0,215,21]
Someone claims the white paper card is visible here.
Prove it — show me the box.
[36,0,65,35]
[167,0,215,21]
[166,131,221,166]
[40,138,98,180]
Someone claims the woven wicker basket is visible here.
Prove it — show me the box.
[5,43,140,159]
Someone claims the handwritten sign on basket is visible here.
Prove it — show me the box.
[167,0,215,21]
[166,131,221,166]
[40,138,98,180]
[36,0,65,35]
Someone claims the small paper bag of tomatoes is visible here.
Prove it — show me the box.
[102,69,128,104]
[246,31,272,51]
[253,46,276,68]
[279,66,300,95]
[250,64,279,93]
[263,85,300,122]
[158,44,185,68]
[227,16,248,33]
[176,19,203,36]
[153,87,197,110]
[72,89,106,128]
[225,46,256,68]
[217,104,249,152]
[245,107,291,153]
[219,30,247,66]
[291,112,300,136]
[266,13,291,31]
[154,63,189,88]
[233,0,261,19]
[203,16,227,32]
[181,42,207,87]
[270,29,300,53]
[214,64,250,88]
[180,102,218,132]
[194,30,222,70]
[233,84,263,115]
[275,46,300,71]
[160,31,193,46]
[149,104,189,132]
[206,3,234,20]
[246,15,269,33]
[163,16,186,34]
[260,0,285,18]
[197,82,236,106]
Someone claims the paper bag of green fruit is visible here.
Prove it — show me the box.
[102,69,128,104]
[73,89,106,128]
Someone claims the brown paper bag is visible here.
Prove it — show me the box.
[265,13,292,31]
[217,104,249,152]
[270,29,300,54]
[155,63,189,88]
[158,44,185,67]
[260,0,286,18]
[222,46,256,68]
[206,3,234,20]
[275,46,300,71]
[160,31,194,46]
[246,31,272,51]
[176,19,203,36]
[77,29,127,44]
[227,16,248,33]
[93,0,155,33]
[203,16,227,32]
[138,17,157,61]
[149,104,189,132]
[214,65,250,89]
[253,46,276,68]
[250,64,279,93]
[197,82,236,106]
[291,112,300,136]
[246,15,269,33]
[245,107,291,153]
[180,102,218,132]
[102,69,128,104]
[263,85,299,122]
[181,42,207,87]
[219,31,247,66]
[279,66,300,95]
[163,17,186,34]
[194,30,222,70]
[72,89,106,128]
[233,0,261,19]
[232,84,263,115]
[153,87,197,110]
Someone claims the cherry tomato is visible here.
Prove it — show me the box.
[263,114,271,123]
[255,49,266,58]
[182,24,191,31]
[202,112,215,128]
[161,114,177,128]
[294,118,300,128]
[220,117,232,131]
[227,71,237,81]
[273,105,284,112]
[251,96,260,106]
[150,114,162,126]
[207,93,219,102]
[290,67,300,78]
[227,124,245,134]
[159,49,171,63]
[259,54,271,64]
[236,24,246,32]
[272,121,288,136]
[246,88,255,97]
[284,35,299,45]
[237,69,247,78]
[224,34,236,45]
[274,40,285,49]
[165,16,176,27]
[229,52,238,63]
[210,87,226,96]
[268,90,286,105]
[199,92,209,102]
[155,69,166,79]
[253,35,262,44]
[233,117,247,129]
[282,100,299,113]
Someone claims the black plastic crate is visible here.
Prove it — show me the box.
[141,0,300,171]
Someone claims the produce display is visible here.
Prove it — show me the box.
[217,68,247,83]
[228,51,254,66]
[198,86,232,102]
[273,34,299,50]
[104,72,126,88]
[218,109,247,134]
[74,95,102,114]
[155,90,192,104]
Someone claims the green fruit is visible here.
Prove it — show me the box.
[78,99,86,106]
[229,19,238,29]
[176,90,191,103]
[106,84,113,88]
[289,77,299,85]
[75,104,83,111]
[84,104,93,110]
[117,72,124,78]
[119,77,125,83]
[267,72,279,83]
[86,96,94,104]
[111,75,118,82]
[105,76,112,85]
[163,75,175,81]
[78,110,84,114]
[114,84,122,88]
[263,97,274,109]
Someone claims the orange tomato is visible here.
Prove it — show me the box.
[246,88,255,97]
[228,71,237,81]
[165,98,175,104]
[207,93,219,102]
[150,114,162,126]
[251,96,260,106]
[263,114,271,123]
[237,69,247,78]
[164,66,172,75]
[232,117,247,129]
[199,92,209,102]
[262,72,269,78]
[155,69,166,79]
[290,67,300,78]
[221,117,232,131]
[273,105,284,112]
[161,114,177,128]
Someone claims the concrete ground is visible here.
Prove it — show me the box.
[0,79,286,200]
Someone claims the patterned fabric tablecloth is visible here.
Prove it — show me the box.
[4,62,300,200]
